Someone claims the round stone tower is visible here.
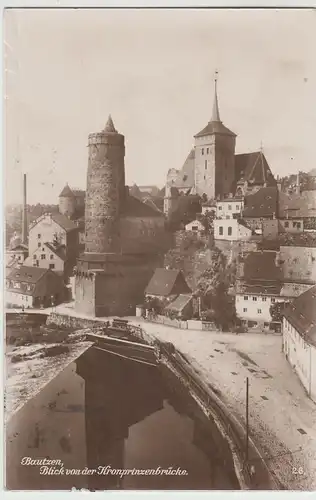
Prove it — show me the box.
[59,183,76,218]
[85,115,125,254]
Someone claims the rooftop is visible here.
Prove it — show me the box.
[7,266,49,284]
[243,186,278,218]
[235,152,277,187]
[284,285,316,347]
[145,268,191,297]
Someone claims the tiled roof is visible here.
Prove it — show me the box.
[145,268,191,297]
[243,186,278,218]
[165,294,193,312]
[284,285,316,347]
[121,195,165,218]
[142,197,164,214]
[59,184,74,198]
[235,152,276,187]
[239,282,282,296]
[170,149,195,190]
[195,121,236,138]
[44,242,66,261]
[243,251,281,282]
[51,213,78,232]
[7,265,48,284]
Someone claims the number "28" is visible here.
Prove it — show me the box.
[292,467,304,475]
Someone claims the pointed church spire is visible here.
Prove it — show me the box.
[211,71,221,123]
[104,114,117,133]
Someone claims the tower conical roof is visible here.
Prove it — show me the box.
[194,73,236,138]
[104,114,117,134]
[59,183,74,197]
[211,77,221,122]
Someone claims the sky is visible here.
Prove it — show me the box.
[4,8,316,205]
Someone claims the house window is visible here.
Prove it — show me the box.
[243,308,247,313]
[236,205,240,210]
[205,160,207,169]
[244,296,248,300]
[41,254,46,260]
[262,297,267,302]
[219,226,223,236]
[202,148,204,155]
[192,226,198,231]
[257,309,262,314]
[284,221,289,228]
[50,254,54,260]
[207,148,209,154]
[218,206,222,211]
[297,222,301,229]
[38,242,41,248]
[228,226,232,236]
[204,175,206,180]
[33,254,37,260]
[271,298,275,303]
[252,296,257,301]
[228,205,232,210]
[49,264,55,270]
[38,234,41,239]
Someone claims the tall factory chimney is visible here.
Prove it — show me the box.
[22,173,28,244]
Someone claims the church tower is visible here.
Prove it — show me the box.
[194,75,236,200]
[85,115,125,254]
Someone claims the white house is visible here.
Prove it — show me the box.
[216,197,244,220]
[235,289,284,329]
[283,286,316,403]
[185,219,205,233]
[214,218,252,241]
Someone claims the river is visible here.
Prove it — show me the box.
[6,345,240,490]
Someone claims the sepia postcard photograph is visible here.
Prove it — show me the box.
[3,4,316,494]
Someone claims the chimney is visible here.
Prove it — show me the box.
[22,173,28,245]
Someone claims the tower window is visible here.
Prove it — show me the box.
[205,160,207,170]
[202,148,204,155]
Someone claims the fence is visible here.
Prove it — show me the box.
[146,313,216,331]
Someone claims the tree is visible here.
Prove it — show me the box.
[194,249,237,330]
[270,301,286,322]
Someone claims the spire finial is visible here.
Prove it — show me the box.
[104,114,117,133]
[211,70,221,122]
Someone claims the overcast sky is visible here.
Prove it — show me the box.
[4,8,316,205]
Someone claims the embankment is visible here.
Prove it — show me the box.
[46,311,279,490]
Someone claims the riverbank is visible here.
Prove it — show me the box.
[5,320,93,421]
[128,318,316,491]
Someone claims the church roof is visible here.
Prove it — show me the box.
[195,121,236,138]
[59,183,74,198]
[170,149,195,190]
[121,195,164,218]
[235,151,276,187]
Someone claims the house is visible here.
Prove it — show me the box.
[278,244,316,284]
[278,189,316,220]
[185,219,206,233]
[214,218,252,241]
[283,285,316,402]
[164,294,193,320]
[242,186,278,231]
[235,251,284,330]
[25,241,66,275]
[26,212,79,281]
[216,197,244,219]
[6,266,64,309]
[201,202,216,216]
[6,242,28,267]
[145,268,192,302]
